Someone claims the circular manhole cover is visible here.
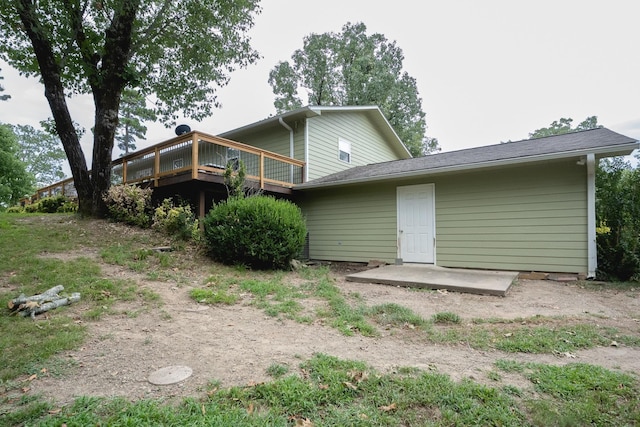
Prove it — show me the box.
[148,365,193,385]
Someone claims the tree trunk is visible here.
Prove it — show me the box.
[15,0,141,218]
[15,0,94,216]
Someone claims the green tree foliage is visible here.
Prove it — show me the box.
[0,68,9,101]
[0,124,33,207]
[203,196,307,270]
[596,158,640,280]
[10,123,66,187]
[0,0,261,217]
[529,116,601,139]
[116,88,157,156]
[268,22,439,156]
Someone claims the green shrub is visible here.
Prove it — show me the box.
[596,158,640,281]
[103,184,152,227]
[58,200,78,213]
[38,195,67,213]
[24,202,40,213]
[6,205,24,213]
[203,195,306,269]
[152,198,198,240]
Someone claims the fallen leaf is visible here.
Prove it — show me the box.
[349,370,369,383]
[21,387,30,393]
[562,352,577,359]
[318,384,329,390]
[294,417,314,426]
[503,333,513,338]
[343,381,358,391]
[359,413,369,419]
[247,403,254,415]
[48,408,62,415]
[610,341,619,347]
[201,404,205,416]
[27,374,37,381]
[40,368,47,374]
[379,403,397,412]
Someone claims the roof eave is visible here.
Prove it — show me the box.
[296,141,640,190]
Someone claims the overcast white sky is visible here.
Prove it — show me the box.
[1,0,639,165]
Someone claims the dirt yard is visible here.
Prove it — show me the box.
[28,246,640,406]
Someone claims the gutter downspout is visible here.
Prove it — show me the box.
[587,153,596,278]
[304,118,309,182]
[279,118,295,183]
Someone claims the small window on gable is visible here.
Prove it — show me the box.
[338,138,351,163]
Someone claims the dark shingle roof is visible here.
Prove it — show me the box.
[297,127,638,189]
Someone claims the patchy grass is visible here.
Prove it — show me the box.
[427,317,640,354]
[265,363,289,379]
[494,359,640,426]
[190,288,238,305]
[15,353,640,426]
[100,244,175,272]
[0,214,162,384]
[367,303,429,330]
[432,311,461,324]
[6,354,533,426]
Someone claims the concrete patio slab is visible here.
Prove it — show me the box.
[346,264,518,296]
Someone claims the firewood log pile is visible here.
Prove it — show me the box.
[7,285,80,319]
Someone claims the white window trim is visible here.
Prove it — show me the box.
[338,138,351,164]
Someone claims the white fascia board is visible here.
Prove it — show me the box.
[297,141,639,190]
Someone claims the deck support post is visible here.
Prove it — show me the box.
[191,134,199,180]
[199,190,206,219]
[154,148,160,187]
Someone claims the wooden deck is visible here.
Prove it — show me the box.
[25,131,305,203]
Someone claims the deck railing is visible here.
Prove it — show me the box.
[24,131,305,204]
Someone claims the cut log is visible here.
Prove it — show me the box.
[8,285,64,310]
[19,293,81,318]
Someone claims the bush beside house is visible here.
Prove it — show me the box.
[203,196,306,270]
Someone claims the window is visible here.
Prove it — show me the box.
[338,138,351,163]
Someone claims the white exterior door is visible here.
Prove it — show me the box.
[397,184,435,263]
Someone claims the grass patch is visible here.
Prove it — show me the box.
[0,316,85,381]
[100,244,175,272]
[189,267,378,335]
[432,311,461,324]
[239,276,306,320]
[265,363,289,379]
[367,303,429,329]
[190,288,238,305]
[312,272,377,337]
[427,317,640,354]
[494,359,640,426]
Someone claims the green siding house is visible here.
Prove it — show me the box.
[31,105,639,278]
[220,107,637,277]
[220,106,411,182]
[294,127,638,278]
